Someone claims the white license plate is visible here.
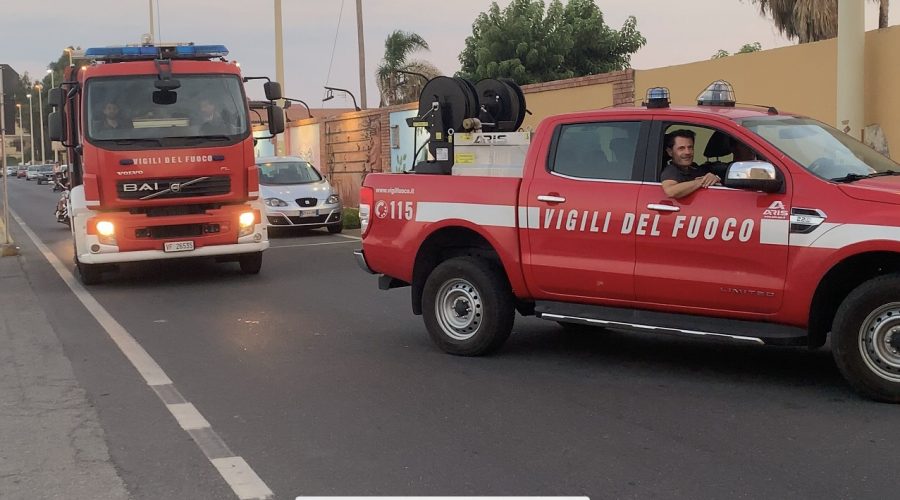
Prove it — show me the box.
[300,209,317,217]
[164,241,195,253]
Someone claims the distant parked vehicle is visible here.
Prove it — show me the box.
[256,156,343,233]
[16,166,27,178]
[5,165,16,176]
[35,164,55,185]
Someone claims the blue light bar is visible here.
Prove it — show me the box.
[84,44,229,61]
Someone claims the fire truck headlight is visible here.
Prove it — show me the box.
[96,221,115,236]
[239,212,256,228]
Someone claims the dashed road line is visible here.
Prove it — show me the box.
[11,210,274,500]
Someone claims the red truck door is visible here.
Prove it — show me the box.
[634,119,791,314]
[521,119,650,302]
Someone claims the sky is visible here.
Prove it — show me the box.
[2,0,897,106]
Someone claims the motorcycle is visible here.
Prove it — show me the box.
[53,166,71,227]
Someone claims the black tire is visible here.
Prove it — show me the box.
[327,221,343,234]
[239,252,263,274]
[422,256,514,356]
[832,274,900,403]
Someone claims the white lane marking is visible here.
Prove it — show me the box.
[334,233,361,241]
[168,403,212,430]
[415,202,516,227]
[212,457,274,500]
[11,210,274,500]
[269,240,359,249]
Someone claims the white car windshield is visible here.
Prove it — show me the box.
[740,116,900,182]
[257,161,323,185]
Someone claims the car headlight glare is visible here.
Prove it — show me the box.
[265,197,289,207]
[96,221,115,236]
[239,212,256,228]
[326,194,340,205]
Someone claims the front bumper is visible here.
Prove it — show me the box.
[265,204,343,227]
[354,249,376,274]
[77,238,269,264]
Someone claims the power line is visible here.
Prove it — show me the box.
[325,0,346,88]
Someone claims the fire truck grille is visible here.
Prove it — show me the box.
[138,224,205,239]
[117,176,231,200]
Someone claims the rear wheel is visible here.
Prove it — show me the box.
[832,274,900,403]
[239,252,263,274]
[422,256,514,356]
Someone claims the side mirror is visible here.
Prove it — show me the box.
[267,104,285,135]
[48,88,64,108]
[724,161,783,193]
[153,90,178,105]
[264,81,282,101]
[48,111,64,142]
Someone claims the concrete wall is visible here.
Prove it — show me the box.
[635,25,900,156]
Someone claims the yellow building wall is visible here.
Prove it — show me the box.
[520,84,614,130]
[635,25,900,157]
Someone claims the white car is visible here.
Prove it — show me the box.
[256,156,343,233]
[5,165,16,176]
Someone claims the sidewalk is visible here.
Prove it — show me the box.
[0,218,130,499]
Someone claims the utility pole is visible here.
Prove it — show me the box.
[836,0,864,139]
[149,0,156,43]
[0,65,13,250]
[356,0,367,109]
[274,0,285,154]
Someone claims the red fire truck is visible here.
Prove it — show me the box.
[356,79,900,402]
[48,43,284,284]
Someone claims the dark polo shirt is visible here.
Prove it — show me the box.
[660,162,714,183]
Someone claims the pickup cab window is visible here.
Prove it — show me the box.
[740,116,900,182]
[551,122,641,181]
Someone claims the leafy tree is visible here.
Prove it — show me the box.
[376,31,442,107]
[750,0,888,43]
[457,0,646,84]
[711,42,762,59]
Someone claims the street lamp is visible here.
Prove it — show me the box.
[323,86,361,111]
[46,68,54,88]
[16,104,24,165]
[282,97,311,118]
[46,70,58,163]
[26,94,34,165]
[34,83,45,163]
[64,46,74,67]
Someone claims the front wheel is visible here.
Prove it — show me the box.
[422,256,514,356]
[327,221,343,234]
[238,252,263,274]
[832,274,900,403]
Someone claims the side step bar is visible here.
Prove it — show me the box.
[536,301,808,347]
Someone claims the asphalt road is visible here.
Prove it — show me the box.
[6,176,900,500]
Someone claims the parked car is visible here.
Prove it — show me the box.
[5,165,16,176]
[35,164,56,185]
[16,166,27,178]
[255,156,343,233]
[25,165,41,181]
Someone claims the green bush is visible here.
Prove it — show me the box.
[343,207,361,229]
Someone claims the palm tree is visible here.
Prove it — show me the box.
[751,0,889,43]
[376,30,442,107]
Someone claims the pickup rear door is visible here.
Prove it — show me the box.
[633,118,791,314]
[521,117,650,303]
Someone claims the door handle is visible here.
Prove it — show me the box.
[537,195,566,203]
[647,204,680,212]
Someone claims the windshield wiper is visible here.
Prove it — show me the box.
[832,170,900,183]
[106,138,163,146]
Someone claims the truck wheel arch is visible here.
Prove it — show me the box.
[410,225,527,316]
[809,251,900,348]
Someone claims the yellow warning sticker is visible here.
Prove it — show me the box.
[455,153,476,164]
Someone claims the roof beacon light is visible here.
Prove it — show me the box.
[697,80,736,107]
[643,87,670,109]
[84,44,229,61]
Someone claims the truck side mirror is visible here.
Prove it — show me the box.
[48,88,64,108]
[48,111,64,142]
[264,81,282,101]
[724,161,783,193]
[267,104,285,135]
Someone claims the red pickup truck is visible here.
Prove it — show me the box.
[356,83,900,402]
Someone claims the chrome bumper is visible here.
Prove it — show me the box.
[353,249,376,274]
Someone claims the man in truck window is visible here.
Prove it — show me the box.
[93,101,131,132]
[660,129,721,199]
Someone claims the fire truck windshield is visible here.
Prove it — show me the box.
[741,116,900,182]
[85,74,249,148]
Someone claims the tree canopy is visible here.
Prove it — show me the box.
[751,0,889,43]
[711,42,763,59]
[376,30,442,107]
[457,0,646,84]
